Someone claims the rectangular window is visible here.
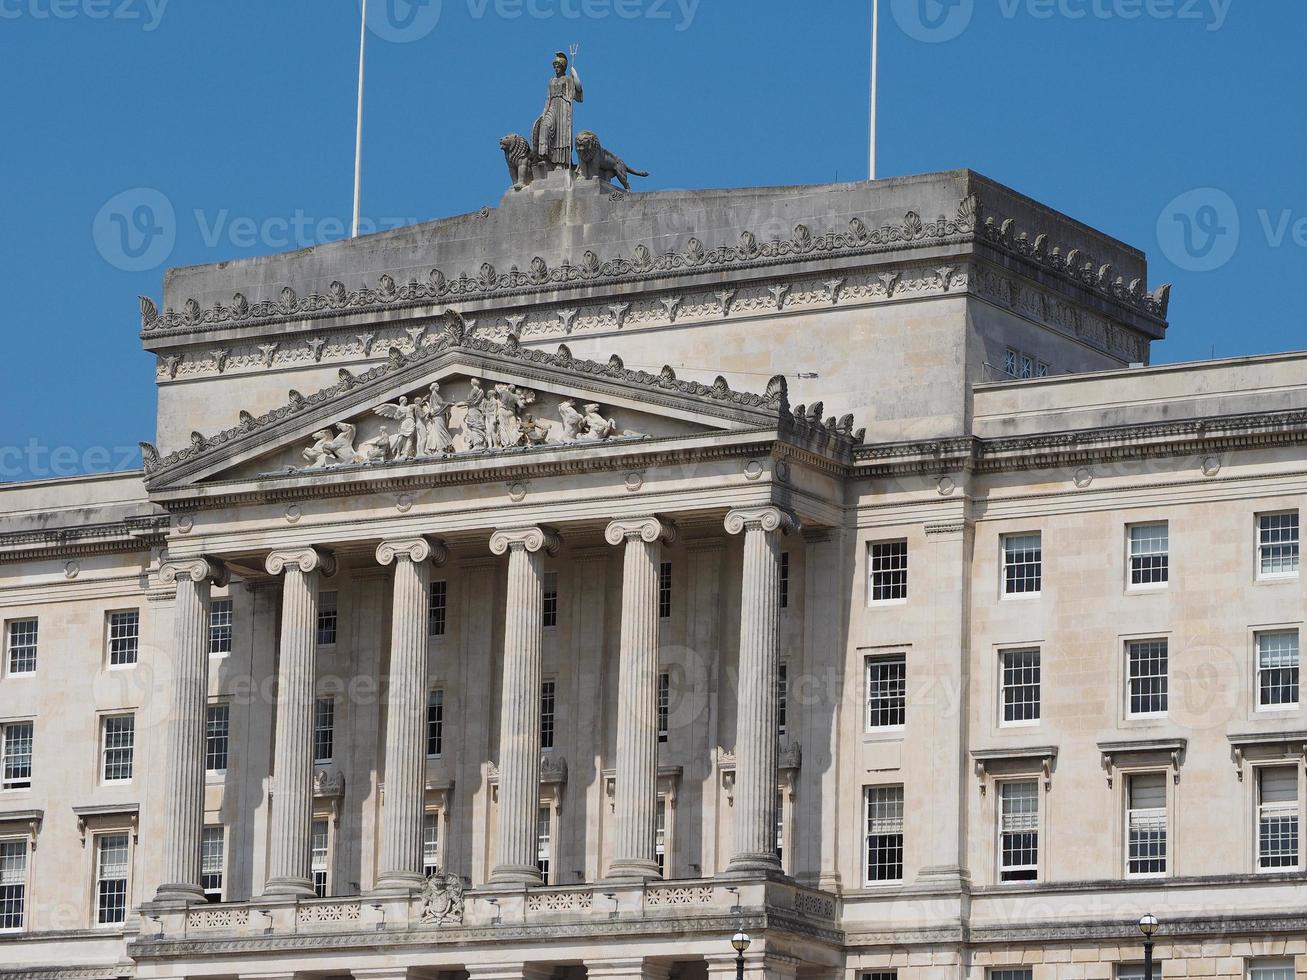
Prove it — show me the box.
[107,611,139,667]
[1257,631,1300,709]
[658,561,672,620]
[777,662,789,738]
[542,572,559,630]
[311,820,329,897]
[1036,361,1050,378]
[1248,961,1295,980]
[1126,772,1168,876]
[0,839,27,931]
[95,833,130,925]
[1127,639,1169,716]
[422,812,440,876]
[536,807,551,885]
[1003,348,1018,378]
[1129,523,1169,587]
[998,781,1039,882]
[426,690,444,758]
[313,698,335,764]
[316,591,338,646]
[1019,354,1034,380]
[864,785,904,883]
[6,620,37,675]
[776,791,785,865]
[989,972,1033,980]
[428,580,447,638]
[657,672,670,744]
[101,715,135,783]
[205,705,229,774]
[1258,766,1299,870]
[200,826,224,902]
[869,540,908,602]
[208,599,233,656]
[865,655,906,730]
[1258,512,1300,578]
[863,974,898,980]
[655,797,667,876]
[1,722,33,791]
[1000,649,1041,726]
[779,551,790,610]
[540,682,556,750]
[1002,533,1042,596]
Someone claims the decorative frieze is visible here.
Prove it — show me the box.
[525,890,594,913]
[645,885,714,907]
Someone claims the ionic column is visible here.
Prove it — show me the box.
[374,536,448,894]
[488,526,561,886]
[154,557,228,904]
[604,516,676,880]
[724,506,798,873]
[262,546,336,897]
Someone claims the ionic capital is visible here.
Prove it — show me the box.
[265,547,337,578]
[375,536,449,568]
[159,557,228,588]
[489,526,561,557]
[604,516,677,548]
[724,506,800,537]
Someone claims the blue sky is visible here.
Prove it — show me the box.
[0,0,1302,480]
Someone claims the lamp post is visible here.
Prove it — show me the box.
[731,928,751,980]
[1139,912,1159,980]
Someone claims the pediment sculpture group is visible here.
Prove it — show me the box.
[301,380,623,470]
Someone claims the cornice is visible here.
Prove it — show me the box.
[0,515,168,564]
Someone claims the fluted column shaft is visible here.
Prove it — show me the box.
[263,547,335,897]
[606,517,676,880]
[154,558,227,904]
[725,506,797,873]
[489,527,560,886]
[374,537,447,894]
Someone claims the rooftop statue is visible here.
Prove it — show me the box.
[533,47,584,174]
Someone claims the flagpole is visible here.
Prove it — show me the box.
[352,0,368,238]
[869,0,879,180]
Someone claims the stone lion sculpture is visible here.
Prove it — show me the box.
[500,133,538,191]
[575,131,649,191]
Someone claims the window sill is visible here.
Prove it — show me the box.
[1255,575,1300,586]
[106,664,138,672]
[1001,593,1042,602]
[1125,585,1168,595]
[862,729,905,742]
[867,599,908,609]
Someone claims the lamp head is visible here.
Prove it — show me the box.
[1138,913,1159,938]
[731,930,751,953]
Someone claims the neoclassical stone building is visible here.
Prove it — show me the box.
[1,167,1304,980]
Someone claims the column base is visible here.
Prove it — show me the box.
[150,883,207,906]
[261,876,317,899]
[606,858,663,881]
[725,852,783,875]
[370,871,427,896]
[487,863,544,887]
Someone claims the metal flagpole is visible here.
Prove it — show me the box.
[352,0,368,238]
[869,0,879,180]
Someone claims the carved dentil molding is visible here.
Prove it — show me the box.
[723,506,800,536]
[488,526,562,557]
[264,547,337,577]
[158,556,228,587]
[603,516,677,547]
[376,536,449,567]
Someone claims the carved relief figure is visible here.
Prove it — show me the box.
[461,379,490,451]
[358,426,394,464]
[419,868,465,926]
[575,131,649,191]
[374,396,422,460]
[422,383,455,455]
[580,403,618,441]
[493,384,537,448]
[520,414,552,446]
[558,399,586,442]
[533,50,583,172]
[302,422,361,468]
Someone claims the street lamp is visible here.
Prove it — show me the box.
[1138,913,1159,980]
[731,928,751,980]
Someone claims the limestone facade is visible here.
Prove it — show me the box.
[0,172,1303,980]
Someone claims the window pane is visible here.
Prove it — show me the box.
[426,690,444,758]
[536,807,551,884]
[776,662,788,737]
[422,813,440,875]
[1127,773,1167,875]
[865,786,904,882]
[2,722,33,790]
[316,591,338,646]
[540,682,556,750]
[869,541,908,602]
[7,620,37,674]
[96,834,129,924]
[865,656,906,729]
[990,970,1033,980]
[1127,640,1169,715]
[542,572,559,629]
[1003,534,1042,595]
[658,562,672,620]
[1249,962,1295,980]
[779,551,790,609]
[1129,524,1169,586]
[1259,767,1299,869]
[205,705,230,772]
[1258,631,1300,708]
[1001,649,1040,724]
[108,611,139,667]
[313,699,334,763]
[311,820,329,897]
[657,672,670,743]
[208,599,233,655]
[428,580,447,638]
[200,827,224,901]
[1259,512,1300,576]
[999,781,1038,881]
[102,715,135,782]
[0,840,27,930]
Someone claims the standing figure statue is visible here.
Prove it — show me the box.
[460,379,490,452]
[422,383,456,456]
[533,48,584,173]
[374,396,421,460]
[494,383,537,448]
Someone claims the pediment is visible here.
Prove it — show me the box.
[141,314,811,492]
